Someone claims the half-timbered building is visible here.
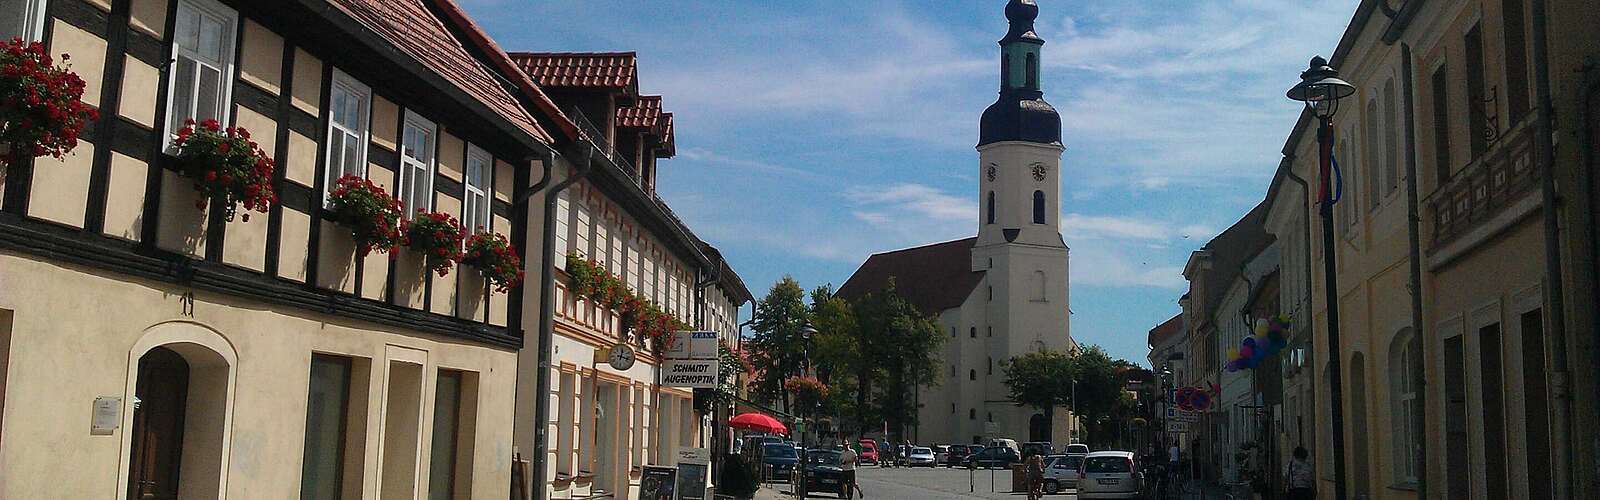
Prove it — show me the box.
[0,0,579,498]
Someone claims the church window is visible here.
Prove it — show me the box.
[1001,53,1012,89]
[988,326,993,338]
[952,403,957,414]
[970,409,977,420]
[988,412,994,423]
[951,327,956,338]
[969,369,977,381]
[1025,52,1038,89]
[988,357,993,374]
[1034,270,1047,301]
[988,286,993,301]
[986,191,996,224]
[970,327,976,339]
[1032,190,1046,224]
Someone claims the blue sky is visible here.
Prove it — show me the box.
[463,0,1359,365]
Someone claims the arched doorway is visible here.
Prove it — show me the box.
[128,346,189,500]
[121,325,237,500]
[1029,413,1049,442]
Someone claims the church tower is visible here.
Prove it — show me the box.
[973,0,1072,355]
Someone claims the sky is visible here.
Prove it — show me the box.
[462,0,1360,365]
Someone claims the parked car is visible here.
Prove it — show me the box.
[932,444,951,464]
[1041,454,1084,494]
[1064,442,1090,456]
[944,444,973,467]
[1076,451,1142,499]
[800,449,850,498]
[988,438,1020,455]
[857,439,880,465]
[760,442,800,482]
[963,446,1021,469]
[1022,441,1054,459]
[906,447,937,467]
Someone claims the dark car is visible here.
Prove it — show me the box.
[963,446,1021,469]
[945,444,973,467]
[760,442,799,482]
[800,449,849,498]
[1022,441,1054,459]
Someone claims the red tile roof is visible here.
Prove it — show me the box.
[1147,314,1184,346]
[615,95,663,128]
[836,237,984,316]
[509,52,638,90]
[425,0,577,143]
[328,0,552,142]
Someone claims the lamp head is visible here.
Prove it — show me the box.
[1286,55,1356,118]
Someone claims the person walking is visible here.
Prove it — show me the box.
[1284,446,1315,500]
[840,443,863,498]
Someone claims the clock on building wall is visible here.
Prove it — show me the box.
[1031,163,1049,181]
[986,163,998,182]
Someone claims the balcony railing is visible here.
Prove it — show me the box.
[1426,118,1538,249]
[567,105,636,179]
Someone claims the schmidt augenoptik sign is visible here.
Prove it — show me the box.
[661,331,719,389]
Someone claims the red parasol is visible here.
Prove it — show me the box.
[729,412,788,435]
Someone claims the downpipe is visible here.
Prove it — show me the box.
[530,141,594,500]
[1400,43,1428,500]
[1529,0,1574,496]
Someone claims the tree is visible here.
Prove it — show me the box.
[809,284,872,437]
[1001,349,1075,440]
[747,276,811,411]
[1066,345,1131,449]
[852,280,943,442]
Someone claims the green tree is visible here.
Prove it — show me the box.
[1067,345,1130,449]
[853,280,943,442]
[1000,349,1075,439]
[747,276,811,411]
[809,284,872,437]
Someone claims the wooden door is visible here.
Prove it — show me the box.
[127,347,190,500]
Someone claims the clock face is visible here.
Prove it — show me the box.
[609,344,636,370]
[986,164,997,182]
[1031,163,1049,181]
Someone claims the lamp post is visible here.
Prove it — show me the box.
[1286,55,1355,500]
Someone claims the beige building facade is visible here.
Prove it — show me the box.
[1254,0,1600,498]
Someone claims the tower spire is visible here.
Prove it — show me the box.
[980,0,1060,146]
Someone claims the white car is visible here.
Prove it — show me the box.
[932,444,951,464]
[1040,454,1084,494]
[1076,451,1142,499]
[906,447,937,467]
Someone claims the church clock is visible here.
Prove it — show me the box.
[1031,163,1048,181]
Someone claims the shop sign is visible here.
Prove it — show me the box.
[664,331,719,360]
[662,359,719,388]
[640,465,677,500]
[676,447,710,500]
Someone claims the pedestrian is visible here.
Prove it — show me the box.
[840,442,864,498]
[1284,446,1315,500]
[1025,454,1045,500]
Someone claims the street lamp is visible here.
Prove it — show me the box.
[1286,55,1354,500]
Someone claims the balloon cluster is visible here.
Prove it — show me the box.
[1224,314,1291,372]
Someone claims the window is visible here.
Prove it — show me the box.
[988,286,993,301]
[969,409,976,420]
[1025,52,1038,89]
[950,365,956,377]
[969,327,976,339]
[428,371,464,500]
[324,71,370,204]
[1479,323,1508,498]
[164,0,238,145]
[951,327,956,338]
[987,412,994,423]
[1389,329,1422,484]
[1364,98,1380,211]
[969,369,976,381]
[463,145,491,233]
[1431,64,1452,185]
[399,112,437,218]
[1032,190,1046,224]
[0,0,47,42]
[300,355,353,500]
[1338,138,1357,232]
[987,357,993,375]
[1383,79,1400,198]
[987,326,992,338]
[1001,54,1012,89]
[1466,23,1489,158]
[1503,0,1530,122]
[951,403,956,414]
[986,191,996,224]
[1033,270,1046,301]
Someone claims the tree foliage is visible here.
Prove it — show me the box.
[1000,344,1140,448]
[747,276,811,410]
[852,280,943,441]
